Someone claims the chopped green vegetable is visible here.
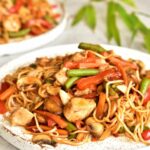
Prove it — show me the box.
[129,126,135,132]
[67,69,99,77]
[66,122,77,132]
[68,134,76,139]
[65,77,80,89]
[118,126,125,133]
[9,28,31,38]
[78,42,106,53]
[140,78,150,94]
[44,14,57,25]
[29,63,37,68]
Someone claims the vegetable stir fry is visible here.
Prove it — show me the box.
[1,42,150,146]
[0,0,60,44]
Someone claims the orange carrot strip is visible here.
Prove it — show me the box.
[26,125,52,131]
[113,62,128,85]
[96,92,106,119]
[109,57,137,70]
[57,129,68,135]
[0,85,17,101]
[35,110,68,128]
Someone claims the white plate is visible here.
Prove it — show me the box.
[0,44,150,150]
[0,0,67,56]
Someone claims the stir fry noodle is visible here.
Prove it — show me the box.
[0,42,150,146]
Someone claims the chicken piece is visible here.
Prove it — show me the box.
[10,107,34,126]
[44,98,62,114]
[86,117,104,137]
[63,97,96,122]
[74,88,92,97]
[47,86,60,96]
[55,68,68,85]
[3,14,21,32]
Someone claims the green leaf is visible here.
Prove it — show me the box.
[122,0,136,7]
[72,6,86,26]
[107,2,121,45]
[144,30,150,53]
[116,3,135,31]
[106,2,113,41]
[130,13,147,34]
[85,4,96,30]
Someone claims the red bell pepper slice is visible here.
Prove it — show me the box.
[142,129,150,140]
[76,68,121,90]
[0,101,7,114]
[9,0,24,13]
[0,82,10,114]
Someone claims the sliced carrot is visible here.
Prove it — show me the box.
[26,125,52,132]
[35,110,68,128]
[57,129,68,135]
[0,85,17,101]
[96,92,106,119]
[109,57,137,70]
[113,62,128,85]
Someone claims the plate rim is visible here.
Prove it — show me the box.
[0,0,67,56]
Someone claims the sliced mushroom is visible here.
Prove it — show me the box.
[59,89,71,105]
[44,98,62,114]
[10,107,33,126]
[86,117,104,137]
[63,97,96,122]
[32,134,51,145]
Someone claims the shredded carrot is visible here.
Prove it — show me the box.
[26,125,52,131]
[76,133,86,141]
[35,110,68,128]
[96,92,106,119]
[109,57,137,69]
[57,129,68,135]
[0,85,17,101]
[113,62,128,85]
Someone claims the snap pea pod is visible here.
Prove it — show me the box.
[44,14,57,25]
[67,69,99,77]
[140,77,150,94]
[78,42,106,53]
[65,77,80,89]
[9,28,31,38]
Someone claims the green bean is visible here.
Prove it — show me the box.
[78,42,106,53]
[65,77,80,89]
[9,28,31,38]
[140,77,150,94]
[66,122,77,132]
[67,69,99,77]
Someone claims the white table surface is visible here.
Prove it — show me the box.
[0,0,150,149]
